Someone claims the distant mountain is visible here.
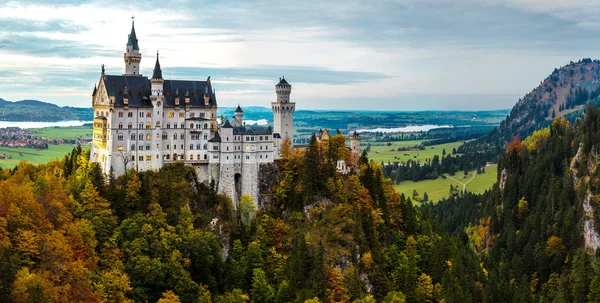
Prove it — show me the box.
[0,98,93,122]
[460,58,600,155]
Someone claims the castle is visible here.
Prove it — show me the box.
[90,20,358,207]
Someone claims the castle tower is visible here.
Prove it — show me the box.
[272,77,295,144]
[351,131,361,167]
[124,18,142,76]
[150,52,164,170]
[234,105,244,125]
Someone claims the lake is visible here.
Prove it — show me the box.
[356,124,452,133]
[0,121,92,129]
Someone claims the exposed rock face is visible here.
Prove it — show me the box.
[583,193,600,252]
[258,163,281,208]
[499,168,508,192]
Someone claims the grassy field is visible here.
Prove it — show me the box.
[395,164,498,203]
[0,126,92,168]
[32,126,92,139]
[0,144,86,168]
[368,140,464,163]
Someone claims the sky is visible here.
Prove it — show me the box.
[1,0,600,111]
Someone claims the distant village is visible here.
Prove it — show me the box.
[0,127,91,159]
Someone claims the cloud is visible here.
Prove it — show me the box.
[2,0,600,110]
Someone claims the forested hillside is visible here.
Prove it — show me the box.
[460,58,600,157]
[425,104,600,302]
[0,98,92,121]
[0,135,485,302]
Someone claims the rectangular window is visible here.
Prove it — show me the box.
[146,155,151,161]
[118,112,124,118]
[179,112,185,118]
[139,112,144,117]
[139,156,143,161]
[146,112,152,118]
[168,112,175,118]
[117,145,123,151]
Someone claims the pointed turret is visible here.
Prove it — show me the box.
[235,105,243,113]
[124,17,142,76]
[92,84,97,97]
[152,51,163,80]
[127,19,139,50]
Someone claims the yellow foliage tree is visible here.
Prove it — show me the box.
[157,290,181,303]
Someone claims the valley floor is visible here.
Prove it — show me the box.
[395,164,498,203]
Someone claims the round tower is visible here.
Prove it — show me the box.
[351,131,361,167]
[234,105,244,124]
[124,17,142,76]
[272,77,295,143]
[351,131,360,153]
[276,77,291,103]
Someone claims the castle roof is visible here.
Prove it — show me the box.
[235,105,243,113]
[101,75,217,108]
[222,119,233,128]
[127,21,139,50]
[232,125,271,135]
[208,132,221,142]
[152,52,163,80]
[277,77,290,86]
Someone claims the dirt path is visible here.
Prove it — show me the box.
[446,172,477,193]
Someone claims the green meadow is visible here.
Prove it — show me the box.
[32,126,92,139]
[0,126,92,168]
[394,164,498,203]
[367,140,465,163]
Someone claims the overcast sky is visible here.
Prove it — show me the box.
[1,0,599,110]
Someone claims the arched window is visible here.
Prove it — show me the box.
[190,144,194,150]
[156,121,160,127]
[173,133,178,140]
[118,123,123,129]
[117,134,123,140]
[167,123,171,129]
[204,123,208,129]
[146,133,151,140]
[131,134,136,140]
[181,133,184,140]
[139,134,143,140]
[190,123,194,129]
[162,133,167,140]
[190,154,193,160]
[166,144,170,149]
[166,154,170,160]
[196,144,201,150]
[204,154,208,160]
[157,102,161,107]
[203,144,207,150]
[128,112,133,117]
[128,122,132,129]
[131,144,135,150]
[181,123,184,129]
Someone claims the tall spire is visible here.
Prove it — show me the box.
[127,16,139,50]
[152,51,163,80]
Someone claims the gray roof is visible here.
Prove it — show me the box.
[152,53,162,80]
[127,21,139,50]
[222,119,233,128]
[208,132,221,142]
[277,77,290,86]
[233,125,272,135]
[235,105,243,113]
[101,75,217,108]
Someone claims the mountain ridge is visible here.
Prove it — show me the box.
[460,58,600,155]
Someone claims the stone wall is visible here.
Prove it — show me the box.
[258,162,282,209]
